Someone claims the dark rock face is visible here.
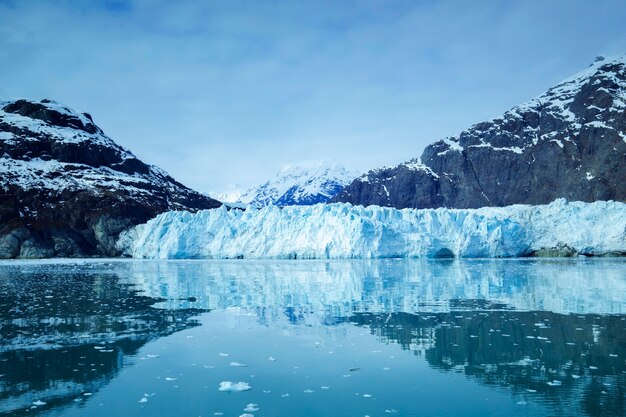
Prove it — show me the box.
[333,56,626,209]
[0,99,221,258]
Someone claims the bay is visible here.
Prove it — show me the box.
[0,258,624,417]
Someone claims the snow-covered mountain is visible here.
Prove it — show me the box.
[208,187,245,205]
[217,161,359,207]
[334,55,626,208]
[0,98,220,259]
[117,199,626,259]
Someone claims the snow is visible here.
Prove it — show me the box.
[468,143,524,154]
[402,159,440,178]
[0,98,198,202]
[0,157,154,196]
[117,199,626,259]
[225,160,359,207]
[0,99,120,149]
[208,188,245,204]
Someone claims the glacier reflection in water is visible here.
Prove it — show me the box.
[0,258,624,417]
[128,258,626,315]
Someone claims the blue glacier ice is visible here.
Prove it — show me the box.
[117,199,626,259]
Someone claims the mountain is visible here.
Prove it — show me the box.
[0,98,220,259]
[332,55,626,208]
[223,161,359,207]
[207,187,245,205]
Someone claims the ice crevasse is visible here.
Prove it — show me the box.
[116,199,626,259]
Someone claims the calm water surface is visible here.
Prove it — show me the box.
[0,259,625,417]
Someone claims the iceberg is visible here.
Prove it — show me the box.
[117,199,626,259]
[218,381,252,392]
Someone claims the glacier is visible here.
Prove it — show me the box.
[117,199,626,259]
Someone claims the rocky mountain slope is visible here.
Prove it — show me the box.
[0,99,220,258]
[216,161,358,207]
[333,55,626,208]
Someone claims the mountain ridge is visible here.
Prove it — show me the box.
[0,98,221,258]
[332,55,626,208]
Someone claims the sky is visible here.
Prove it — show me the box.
[1,0,625,192]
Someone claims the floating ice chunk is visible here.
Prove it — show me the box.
[239,414,254,417]
[243,403,259,412]
[165,377,177,381]
[268,357,276,361]
[572,374,581,379]
[138,397,148,403]
[218,381,252,392]
[321,386,330,390]
[33,400,47,406]
[219,353,230,357]
[304,389,314,393]
[146,354,160,358]
[230,362,247,367]
[546,380,562,386]
[363,394,372,398]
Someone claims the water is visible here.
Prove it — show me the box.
[0,258,625,417]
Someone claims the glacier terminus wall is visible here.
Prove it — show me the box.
[117,199,626,259]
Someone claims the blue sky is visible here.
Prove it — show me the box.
[1,0,625,192]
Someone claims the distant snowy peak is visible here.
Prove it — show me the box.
[207,188,245,204]
[232,161,359,207]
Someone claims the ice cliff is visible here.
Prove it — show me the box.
[117,199,626,259]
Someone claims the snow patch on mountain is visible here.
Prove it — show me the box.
[117,199,626,259]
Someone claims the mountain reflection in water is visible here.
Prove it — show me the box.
[0,259,624,417]
[0,262,205,416]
